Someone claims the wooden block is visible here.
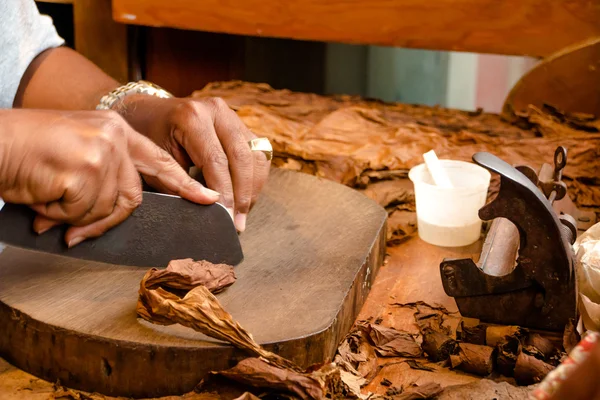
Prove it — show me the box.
[112,0,600,57]
[0,168,387,397]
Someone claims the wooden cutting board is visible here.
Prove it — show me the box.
[0,168,387,398]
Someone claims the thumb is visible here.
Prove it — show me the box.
[124,128,219,204]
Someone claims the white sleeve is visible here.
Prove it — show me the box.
[0,0,65,108]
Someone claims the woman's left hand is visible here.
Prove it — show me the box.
[120,95,271,232]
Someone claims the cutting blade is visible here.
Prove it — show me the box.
[0,192,243,267]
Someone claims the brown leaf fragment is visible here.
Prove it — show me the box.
[50,383,104,400]
[496,336,521,377]
[336,328,378,382]
[513,352,554,385]
[137,269,296,370]
[386,386,403,396]
[404,360,435,372]
[144,259,236,293]
[367,325,422,358]
[563,318,580,353]
[380,378,393,387]
[392,301,454,314]
[389,382,442,400]
[436,379,534,399]
[214,358,323,400]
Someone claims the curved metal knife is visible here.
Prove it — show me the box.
[0,192,243,267]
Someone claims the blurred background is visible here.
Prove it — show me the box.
[37,1,537,113]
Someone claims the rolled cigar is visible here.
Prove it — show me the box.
[422,329,457,362]
[450,343,495,376]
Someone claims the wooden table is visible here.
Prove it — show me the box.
[0,236,503,399]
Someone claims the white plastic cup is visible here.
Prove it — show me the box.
[409,160,491,247]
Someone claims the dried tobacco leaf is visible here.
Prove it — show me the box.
[380,378,393,387]
[367,325,422,358]
[335,328,378,382]
[496,335,521,377]
[389,382,442,400]
[563,318,580,354]
[144,259,236,293]
[210,358,364,400]
[194,81,600,243]
[404,360,435,372]
[137,268,296,370]
[213,358,323,400]
[436,379,533,399]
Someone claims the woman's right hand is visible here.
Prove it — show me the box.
[0,109,220,247]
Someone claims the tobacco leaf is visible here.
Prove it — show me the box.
[392,301,454,315]
[436,379,534,399]
[137,268,296,370]
[563,318,580,353]
[388,382,442,400]
[212,358,323,400]
[335,328,378,383]
[380,378,393,387]
[367,325,422,358]
[144,258,236,293]
[404,360,435,372]
[393,301,459,338]
[496,336,521,377]
[192,81,600,243]
[210,358,364,400]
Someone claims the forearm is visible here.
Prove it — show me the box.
[13,46,120,110]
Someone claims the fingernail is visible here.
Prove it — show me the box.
[35,220,58,235]
[68,237,85,248]
[202,187,220,200]
[36,226,51,235]
[235,213,247,232]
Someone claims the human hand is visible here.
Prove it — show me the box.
[120,96,271,232]
[0,109,219,246]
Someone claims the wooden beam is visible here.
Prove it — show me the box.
[112,0,600,57]
[74,0,129,83]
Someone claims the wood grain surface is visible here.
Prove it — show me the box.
[503,37,600,119]
[112,0,600,57]
[0,168,387,398]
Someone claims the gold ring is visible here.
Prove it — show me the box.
[248,137,273,161]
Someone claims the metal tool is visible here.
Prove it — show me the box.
[0,192,243,267]
[440,147,592,331]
